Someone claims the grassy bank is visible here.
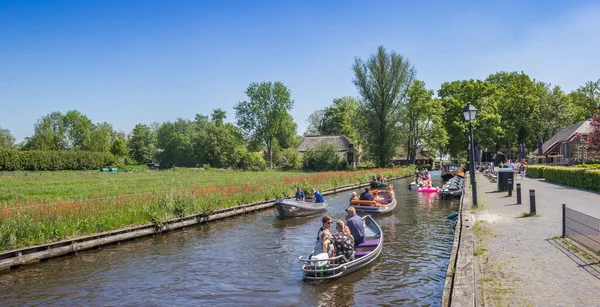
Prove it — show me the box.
[0,166,415,251]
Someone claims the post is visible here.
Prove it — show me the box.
[469,122,478,206]
[507,178,512,197]
[562,204,566,238]
[529,189,536,214]
[516,183,521,204]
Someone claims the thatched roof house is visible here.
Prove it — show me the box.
[297,135,358,164]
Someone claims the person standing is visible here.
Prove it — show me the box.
[345,207,365,247]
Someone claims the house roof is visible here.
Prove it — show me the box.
[296,135,353,152]
[393,145,433,160]
[532,120,593,155]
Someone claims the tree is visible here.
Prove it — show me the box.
[110,135,128,158]
[23,111,67,150]
[533,84,575,145]
[352,46,416,167]
[211,108,227,126]
[305,109,325,136]
[235,81,295,167]
[197,118,245,168]
[0,127,15,148]
[128,124,157,164]
[156,119,197,168]
[62,110,93,150]
[568,80,600,121]
[320,96,361,143]
[85,122,116,152]
[438,79,502,159]
[402,80,447,164]
[302,142,345,171]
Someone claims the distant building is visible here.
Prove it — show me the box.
[147,162,160,170]
[296,135,359,166]
[392,145,434,167]
[531,119,593,164]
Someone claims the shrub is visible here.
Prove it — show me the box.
[302,143,346,171]
[240,152,267,171]
[0,149,115,171]
[526,165,546,178]
[279,148,301,171]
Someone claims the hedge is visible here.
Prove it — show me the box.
[527,165,600,192]
[0,149,116,171]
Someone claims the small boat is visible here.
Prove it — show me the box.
[441,164,465,181]
[439,177,464,198]
[369,181,388,189]
[349,191,397,215]
[418,186,439,193]
[298,215,383,281]
[274,199,328,219]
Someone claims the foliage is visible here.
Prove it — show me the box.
[239,151,267,171]
[353,46,416,167]
[235,81,296,168]
[86,122,116,152]
[62,110,94,150]
[0,127,15,148]
[568,80,600,121]
[23,111,67,150]
[128,123,158,164]
[542,167,600,192]
[438,79,502,159]
[197,121,245,168]
[279,147,302,170]
[304,109,325,136]
[525,165,546,178]
[320,97,361,143]
[0,148,115,171]
[584,111,600,160]
[110,135,128,157]
[402,80,447,164]
[302,142,346,171]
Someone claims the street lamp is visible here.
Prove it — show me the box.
[463,103,478,206]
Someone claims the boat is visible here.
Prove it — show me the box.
[298,215,383,281]
[438,177,464,198]
[274,199,328,219]
[441,164,465,181]
[418,186,439,193]
[349,190,397,215]
[369,181,389,189]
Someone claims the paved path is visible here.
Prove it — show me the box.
[472,173,600,306]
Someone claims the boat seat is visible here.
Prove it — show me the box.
[357,239,379,248]
[354,251,369,258]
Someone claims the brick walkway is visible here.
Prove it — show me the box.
[471,172,600,306]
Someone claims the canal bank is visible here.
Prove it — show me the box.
[0,176,407,271]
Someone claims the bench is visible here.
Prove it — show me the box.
[354,251,369,258]
[357,239,380,248]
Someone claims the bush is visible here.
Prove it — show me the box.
[240,152,267,171]
[279,148,301,171]
[526,165,546,178]
[302,143,346,171]
[543,167,600,192]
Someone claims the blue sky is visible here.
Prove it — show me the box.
[2,0,599,143]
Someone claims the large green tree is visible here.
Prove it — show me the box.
[62,110,93,150]
[568,79,600,121]
[128,123,157,164]
[156,119,197,168]
[438,79,502,159]
[23,111,67,150]
[402,80,447,164]
[0,127,15,148]
[85,122,116,152]
[234,81,296,167]
[320,96,361,143]
[304,109,325,136]
[352,46,416,167]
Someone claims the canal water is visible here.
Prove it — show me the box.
[0,173,459,306]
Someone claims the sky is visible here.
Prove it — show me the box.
[2,0,600,143]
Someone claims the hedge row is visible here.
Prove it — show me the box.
[527,165,600,192]
[0,149,116,171]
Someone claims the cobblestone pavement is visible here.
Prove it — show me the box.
[471,173,600,306]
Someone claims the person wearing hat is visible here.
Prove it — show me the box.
[345,207,365,247]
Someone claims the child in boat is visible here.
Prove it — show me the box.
[332,220,355,263]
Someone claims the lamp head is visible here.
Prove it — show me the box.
[462,103,478,121]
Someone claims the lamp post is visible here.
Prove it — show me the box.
[463,103,478,206]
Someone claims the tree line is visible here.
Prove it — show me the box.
[1,45,599,170]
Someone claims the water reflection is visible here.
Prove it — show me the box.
[0,172,459,306]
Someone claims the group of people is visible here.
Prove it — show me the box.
[350,185,395,206]
[294,187,324,203]
[415,169,433,187]
[313,206,366,263]
[371,174,386,182]
[504,159,528,179]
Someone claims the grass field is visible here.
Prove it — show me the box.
[0,166,415,251]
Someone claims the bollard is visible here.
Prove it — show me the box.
[562,204,566,238]
[529,189,536,214]
[507,178,512,197]
[516,183,521,204]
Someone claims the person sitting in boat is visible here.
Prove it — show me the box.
[311,187,325,203]
[331,220,355,263]
[359,188,374,201]
[372,191,383,206]
[345,207,365,247]
[349,191,359,202]
[425,170,432,187]
[294,187,305,201]
[313,216,334,257]
[385,185,395,203]
[371,175,377,182]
